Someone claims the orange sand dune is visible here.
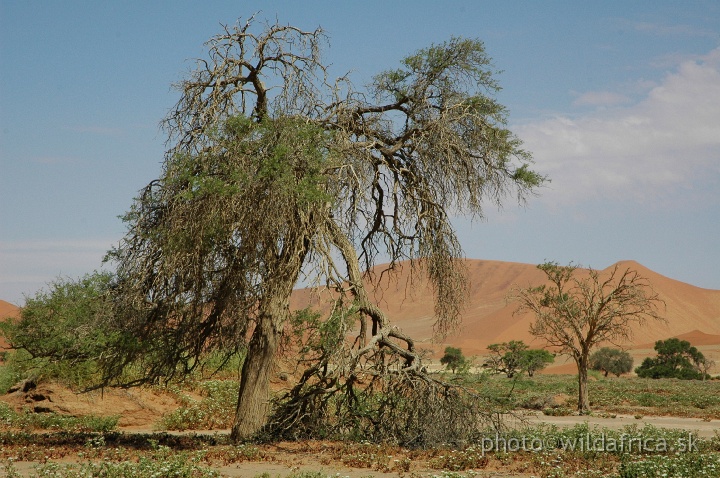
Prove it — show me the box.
[673,329,720,346]
[636,329,720,349]
[292,259,720,359]
[0,300,20,352]
[3,259,719,366]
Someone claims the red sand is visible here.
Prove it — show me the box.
[0,300,19,352]
[293,259,720,358]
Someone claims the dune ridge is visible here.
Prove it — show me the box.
[3,260,720,361]
[292,259,720,358]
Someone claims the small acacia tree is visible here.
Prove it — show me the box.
[0,272,115,389]
[440,346,468,374]
[484,341,528,378]
[484,341,553,377]
[590,347,633,377]
[103,17,543,442]
[512,262,664,414]
[699,357,715,380]
[521,348,555,377]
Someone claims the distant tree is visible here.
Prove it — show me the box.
[484,341,553,377]
[698,357,715,381]
[511,262,664,414]
[589,347,633,377]
[484,341,528,378]
[440,347,468,374]
[635,338,708,380]
[521,348,555,377]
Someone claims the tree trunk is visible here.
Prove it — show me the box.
[230,310,283,441]
[577,355,590,414]
[230,227,312,441]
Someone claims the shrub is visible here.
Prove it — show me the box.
[0,401,117,432]
[484,341,554,377]
[0,272,116,389]
[521,348,555,377]
[160,380,238,430]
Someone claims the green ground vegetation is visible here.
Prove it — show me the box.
[1,373,720,477]
[471,373,720,419]
[0,422,718,477]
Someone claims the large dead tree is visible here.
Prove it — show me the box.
[103,18,544,442]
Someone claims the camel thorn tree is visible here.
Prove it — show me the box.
[511,262,664,414]
[102,17,545,442]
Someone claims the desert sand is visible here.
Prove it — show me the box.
[292,259,720,373]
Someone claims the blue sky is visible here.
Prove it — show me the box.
[1,1,719,305]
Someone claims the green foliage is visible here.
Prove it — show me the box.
[617,453,720,478]
[173,115,336,210]
[288,307,356,360]
[440,347,469,374]
[590,348,634,377]
[0,401,117,432]
[30,444,221,477]
[521,348,555,377]
[484,341,553,377]
[0,357,23,395]
[160,380,238,430]
[473,373,720,419]
[635,338,708,380]
[105,112,342,389]
[0,272,116,389]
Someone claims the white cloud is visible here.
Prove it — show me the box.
[516,48,720,207]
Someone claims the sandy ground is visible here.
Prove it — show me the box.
[4,413,717,478]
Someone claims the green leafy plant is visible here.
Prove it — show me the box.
[636,338,709,380]
[440,347,470,374]
[160,380,238,430]
[590,348,634,377]
[0,402,117,432]
[0,272,116,389]
[484,341,554,378]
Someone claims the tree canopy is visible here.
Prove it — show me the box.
[635,338,708,380]
[0,272,115,389]
[102,18,545,442]
[589,347,634,377]
[440,346,469,374]
[483,341,554,378]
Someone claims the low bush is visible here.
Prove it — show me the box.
[0,402,117,432]
[18,444,222,477]
[159,380,237,430]
[616,453,720,478]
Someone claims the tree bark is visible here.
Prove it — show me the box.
[230,310,282,441]
[230,227,312,441]
[577,354,590,414]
